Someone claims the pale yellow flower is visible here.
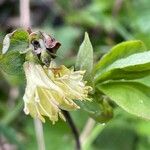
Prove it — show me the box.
[23,61,92,124]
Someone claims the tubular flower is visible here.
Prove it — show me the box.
[23,61,92,124]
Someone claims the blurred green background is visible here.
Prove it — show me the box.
[0,0,150,150]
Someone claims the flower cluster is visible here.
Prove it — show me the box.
[23,61,92,124]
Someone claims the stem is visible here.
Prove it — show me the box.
[62,110,81,150]
[34,118,46,150]
[19,0,30,27]
[80,118,95,146]
[19,1,46,150]
[112,0,124,17]
[82,124,105,150]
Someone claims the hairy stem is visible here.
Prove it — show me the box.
[62,110,81,150]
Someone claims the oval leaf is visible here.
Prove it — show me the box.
[97,81,150,120]
[0,51,25,75]
[94,40,147,83]
[95,51,150,82]
[75,32,93,77]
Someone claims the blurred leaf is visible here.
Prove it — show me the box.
[94,40,147,83]
[136,137,150,150]
[56,26,81,57]
[0,124,24,150]
[75,32,93,78]
[43,26,81,58]
[123,0,150,48]
[24,118,73,150]
[89,107,150,150]
[67,11,99,27]
[113,21,134,40]
[1,101,23,125]
[129,0,150,33]
[66,0,114,31]
[97,81,150,120]
[93,122,136,150]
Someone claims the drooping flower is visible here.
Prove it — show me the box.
[23,61,92,124]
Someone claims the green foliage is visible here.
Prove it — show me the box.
[94,40,150,121]
[1,0,150,149]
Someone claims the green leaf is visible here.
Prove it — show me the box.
[0,51,25,85]
[74,99,113,123]
[75,32,93,77]
[97,81,150,120]
[2,29,29,54]
[0,51,25,75]
[95,51,150,82]
[135,75,150,87]
[105,51,150,71]
[94,40,147,83]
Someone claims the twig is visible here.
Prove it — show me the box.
[80,118,95,146]
[62,110,81,150]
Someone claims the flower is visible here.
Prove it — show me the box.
[23,61,92,124]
